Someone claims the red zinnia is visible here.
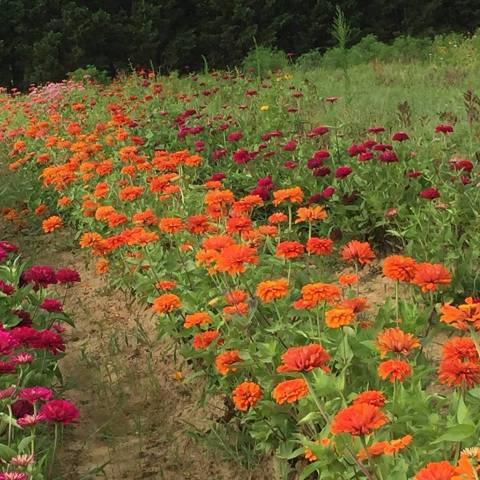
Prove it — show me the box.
[277,344,330,373]
[331,403,388,436]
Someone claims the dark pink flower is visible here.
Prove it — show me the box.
[283,139,297,151]
[362,139,377,149]
[284,161,297,169]
[11,352,33,364]
[227,131,243,142]
[312,150,330,160]
[19,387,53,403]
[307,126,329,137]
[12,399,33,418]
[261,130,282,141]
[17,413,46,427]
[0,331,19,355]
[209,172,226,181]
[40,399,79,424]
[22,266,57,289]
[321,186,335,199]
[368,126,385,133]
[0,387,15,399]
[0,280,14,295]
[358,152,373,162]
[451,159,473,172]
[39,299,63,313]
[55,268,80,284]
[435,124,454,134]
[307,157,323,169]
[313,166,331,177]
[419,187,440,200]
[211,149,227,160]
[11,310,31,328]
[257,176,274,188]
[373,143,393,151]
[335,166,352,179]
[379,151,398,163]
[232,149,254,164]
[0,241,18,253]
[407,170,422,178]
[392,131,409,142]
[347,143,366,156]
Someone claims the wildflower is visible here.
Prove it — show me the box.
[232,382,262,411]
[42,215,63,233]
[184,312,212,328]
[40,399,79,424]
[215,350,242,375]
[193,331,220,350]
[340,240,375,266]
[378,359,412,382]
[415,461,456,480]
[256,279,289,303]
[331,403,388,436]
[376,328,420,358]
[272,187,304,206]
[412,263,451,292]
[295,206,327,223]
[56,268,81,284]
[352,390,385,407]
[440,298,480,330]
[277,344,330,373]
[19,387,53,403]
[159,217,184,234]
[216,244,258,274]
[275,241,304,259]
[152,294,181,313]
[338,273,358,286]
[300,283,340,305]
[383,255,417,282]
[272,378,309,404]
[419,187,440,200]
[325,307,355,328]
[438,358,480,388]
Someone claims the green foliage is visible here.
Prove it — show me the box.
[68,65,110,84]
[242,45,288,77]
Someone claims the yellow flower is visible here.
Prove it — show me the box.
[260,105,269,111]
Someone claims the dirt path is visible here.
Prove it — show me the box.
[0,222,273,480]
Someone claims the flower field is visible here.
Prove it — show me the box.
[1,58,480,479]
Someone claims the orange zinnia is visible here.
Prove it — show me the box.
[415,462,456,480]
[383,255,417,282]
[226,215,253,236]
[183,312,212,328]
[376,327,420,358]
[304,438,331,462]
[193,330,220,350]
[215,350,242,375]
[225,289,248,305]
[272,187,304,206]
[340,240,375,266]
[272,378,309,404]
[202,235,235,251]
[216,244,258,274]
[232,381,262,411]
[352,390,385,407]
[378,359,412,383]
[331,403,388,436]
[339,297,369,313]
[300,283,340,305]
[42,215,63,233]
[275,241,304,259]
[277,344,330,373]
[338,273,358,286]
[438,358,480,388]
[306,237,333,256]
[268,212,288,224]
[440,298,480,331]
[256,279,289,303]
[295,206,327,223]
[159,217,184,234]
[411,262,451,292]
[152,294,181,313]
[156,280,176,291]
[325,307,355,328]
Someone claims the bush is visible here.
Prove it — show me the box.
[242,46,288,77]
[68,65,110,84]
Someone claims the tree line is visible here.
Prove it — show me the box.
[1,0,480,88]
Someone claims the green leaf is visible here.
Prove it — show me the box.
[0,443,17,460]
[433,424,475,443]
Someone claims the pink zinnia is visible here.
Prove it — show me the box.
[19,386,53,403]
[40,399,79,424]
[335,166,352,179]
[55,268,80,284]
[392,131,409,141]
[419,187,440,200]
[39,299,63,313]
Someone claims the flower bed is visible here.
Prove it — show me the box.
[0,240,78,479]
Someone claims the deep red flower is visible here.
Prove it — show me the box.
[419,187,440,200]
[40,399,79,424]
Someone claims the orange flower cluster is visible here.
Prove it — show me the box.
[357,435,412,460]
[440,297,480,331]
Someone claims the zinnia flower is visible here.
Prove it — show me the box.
[376,327,420,358]
[277,344,330,373]
[415,461,456,480]
[295,206,327,223]
[378,359,412,382]
[40,399,79,424]
[183,312,212,328]
[42,215,63,233]
[272,378,308,404]
[275,241,304,259]
[272,187,304,206]
[19,387,53,403]
[340,240,375,266]
[152,294,181,313]
[193,331,220,350]
[438,358,480,388]
[412,263,451,292]
[215,350,242,375]
[256,279,289,303]
[352,390,385,407]
[306,237,333,256]
[55,268,81,284]
[440,298,480,331]
[383,255,417,282]
[331,403,388,436]
[232,382,262,411]
[216,244,258,274]
[325,307,355,328]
